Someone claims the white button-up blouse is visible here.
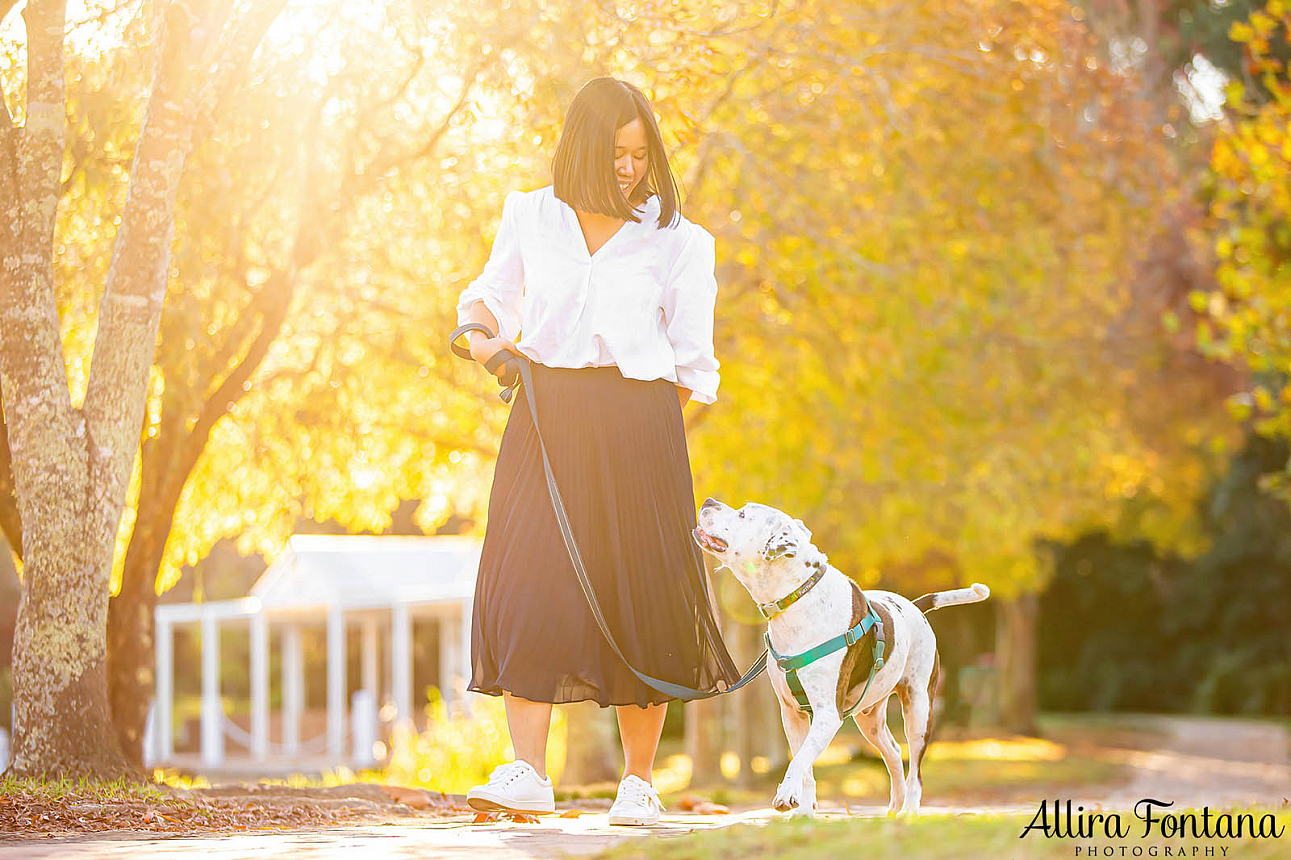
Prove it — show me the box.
[454,184,722,404]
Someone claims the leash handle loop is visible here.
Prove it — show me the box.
[450,323,521,400]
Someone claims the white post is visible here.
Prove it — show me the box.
[459,597,474,716]
[155,616,173,762]
[361,616,379,702]
[283,623,303,756]
[326,604,345,760]
[142,701,156,769]
[200,608,223,767]
[250,614,269,761]
[351,689,377,766]
[391,603,412,728]
[438,615,455,715]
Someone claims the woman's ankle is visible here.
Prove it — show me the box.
[518,757,549,781]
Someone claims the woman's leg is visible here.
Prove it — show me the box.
[504,691,554,778]
[615,701,669,782]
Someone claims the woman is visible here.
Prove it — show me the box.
[455,76,740,826]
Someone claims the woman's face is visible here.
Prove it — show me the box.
[614,117,649,200]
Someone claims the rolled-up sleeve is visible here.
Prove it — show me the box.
[455,190,524,343]
[661,223,721,405]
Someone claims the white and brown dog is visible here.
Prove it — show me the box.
[693,498,989,817]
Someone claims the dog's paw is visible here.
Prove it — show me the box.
[772,781,801,813]
[789,802,817,819]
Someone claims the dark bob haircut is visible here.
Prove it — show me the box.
[551,77,682,230]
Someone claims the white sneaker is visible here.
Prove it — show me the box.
[607,773,665,825]
[467,760,555,814]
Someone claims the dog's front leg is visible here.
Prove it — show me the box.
[777,702,817,817]
[773,707,843,813]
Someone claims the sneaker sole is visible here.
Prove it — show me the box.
[467,794,555,815]
[608,812,660,826]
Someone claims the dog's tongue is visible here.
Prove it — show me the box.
[694,527,728,550]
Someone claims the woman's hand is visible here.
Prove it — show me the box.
[469,334,525,381]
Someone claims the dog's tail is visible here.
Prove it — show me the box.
[913,583,990,614]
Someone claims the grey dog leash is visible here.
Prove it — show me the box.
[450,323,767,700]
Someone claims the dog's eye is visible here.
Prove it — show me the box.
[738,511,745,519]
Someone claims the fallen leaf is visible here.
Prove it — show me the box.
[379,785,435,809]
[689,801,729,815]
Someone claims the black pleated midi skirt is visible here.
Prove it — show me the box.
[468,361,742,708]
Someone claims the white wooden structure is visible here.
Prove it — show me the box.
[147,534,480,770]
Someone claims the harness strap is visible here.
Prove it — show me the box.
[764,601,887,718]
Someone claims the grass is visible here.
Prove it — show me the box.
[0,774,173,802]
[580,730,1130,812]
[0,772,448,837]
[596,808,1291,860]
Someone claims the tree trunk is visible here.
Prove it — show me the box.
[995,593,1039,736]
[558,701,619,785]
[1,0,229,779]
[686,563,729,785]
[0,0,131,779]
[106,505,175,768]
[732,616,776,787]
[684,695,723,785]
[106,383,199,769]
[99,0,346,764]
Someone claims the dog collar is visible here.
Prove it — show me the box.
[757,562,826,620]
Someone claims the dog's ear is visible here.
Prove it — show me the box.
[761,529,798,560]
[792,517,811,540]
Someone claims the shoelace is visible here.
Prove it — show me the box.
[620,777,665,812]
[489,761,534,787]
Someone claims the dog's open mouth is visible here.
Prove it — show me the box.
[692,527,728,552]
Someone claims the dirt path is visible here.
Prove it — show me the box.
[1,715,1284,859]
[1091,714,1290,808]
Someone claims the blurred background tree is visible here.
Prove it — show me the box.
[1198,4,1291,496]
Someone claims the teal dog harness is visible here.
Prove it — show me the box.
[762,574,887,719]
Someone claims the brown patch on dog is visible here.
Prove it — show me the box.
[834,582,866,713]
[919,650,941,770]
[836,586,893,714]
[871,599,896,669]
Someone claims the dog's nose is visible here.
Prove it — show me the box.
[702,497,718,509]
